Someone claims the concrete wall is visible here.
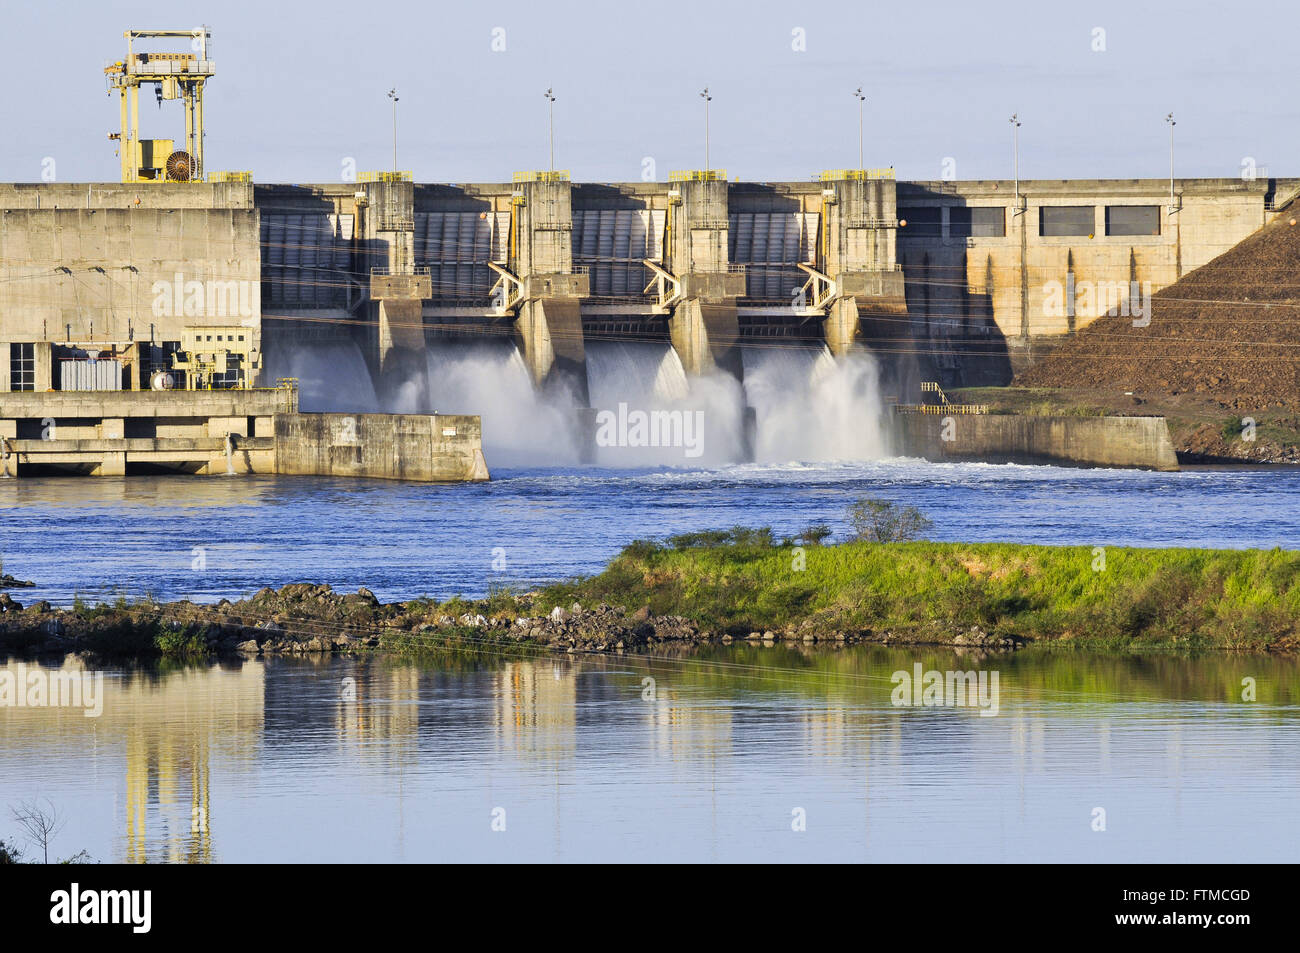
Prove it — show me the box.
[0,182,253,210]
[0,389,290,476]
[896,177,1294,383]
[273,412,489,482]
[0,182,262,392]
[892,413,1179,471]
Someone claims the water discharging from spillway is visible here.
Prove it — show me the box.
[423,340,581,467]
[741,345,889,463]
[585,341,746,466]
[268,337,888,467]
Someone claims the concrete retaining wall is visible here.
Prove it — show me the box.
[273,413,489,482]
[892,413,1179,471]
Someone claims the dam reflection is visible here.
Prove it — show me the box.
[1,649,1297,862]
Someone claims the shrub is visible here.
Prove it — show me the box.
[846,498,933,543]
[798,524,833,547]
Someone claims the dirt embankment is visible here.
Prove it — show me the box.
[1015,211,1300,414]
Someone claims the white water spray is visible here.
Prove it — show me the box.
[264,334,890,468]
[586,341,745,466]
[423,340,580,467]
[741,345,888,462]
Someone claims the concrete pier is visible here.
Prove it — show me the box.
[510,176,590,403]
[893,413,1180,471]
[0,389,488,481]
[274,412,489,482]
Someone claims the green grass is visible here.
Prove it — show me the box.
[539,538,1300,651]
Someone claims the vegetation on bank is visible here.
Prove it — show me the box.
[538,531,1300,652]
[5,498,1299,656]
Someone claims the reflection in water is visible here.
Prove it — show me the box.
[1,647,1297,862]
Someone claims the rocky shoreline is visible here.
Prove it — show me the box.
[0,582,1026,661]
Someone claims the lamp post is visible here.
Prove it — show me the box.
[700,86,712,172]
[544,88,556,172]
[1166,112,1177,211]
[854,87,866,170]
[1010,113,1022,204]
[387,88,399,174]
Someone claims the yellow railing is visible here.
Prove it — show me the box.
[208,171,252,183]
[894,403,989,416]
[512,170,570,183]
[669,169,727,183]
[819,168,896,182]
[359,170,413,183]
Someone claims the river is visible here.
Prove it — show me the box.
[2,460,1298,862]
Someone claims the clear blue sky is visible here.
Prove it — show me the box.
[2,0,1294,183]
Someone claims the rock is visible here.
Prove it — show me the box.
[235,639,260,654]
[549,606,569,623]
[0,574,36,589]
[354,587,379,605]
[0,593,21,613]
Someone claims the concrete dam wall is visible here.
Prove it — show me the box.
[892,413,1180,471]
[274,413,489,482]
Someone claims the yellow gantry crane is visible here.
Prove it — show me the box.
[105,28,214,183]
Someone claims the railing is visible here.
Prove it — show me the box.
[893,403,988,415]
[370,265,432,276]
[208,171,252,183]
[513,170,570,183]
[818,168,896,182]
[669,170,727,182]
[359,171,413,183]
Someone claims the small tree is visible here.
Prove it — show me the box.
[846,498,933,543]
[11,799,65,864]
[798,524,833,547]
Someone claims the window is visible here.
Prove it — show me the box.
[1039,206,1095,237]
[9,343,34,391]
[1106,205,1160,236]
[899,207,942,237]
[951,206,1006,238]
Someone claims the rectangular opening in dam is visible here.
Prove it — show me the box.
[1039,205,1096,236]
[1105,205,1162,236]
[950,206,1006,238]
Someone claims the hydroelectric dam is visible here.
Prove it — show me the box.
[3,168,1283,474]
[2,29,1288,476]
